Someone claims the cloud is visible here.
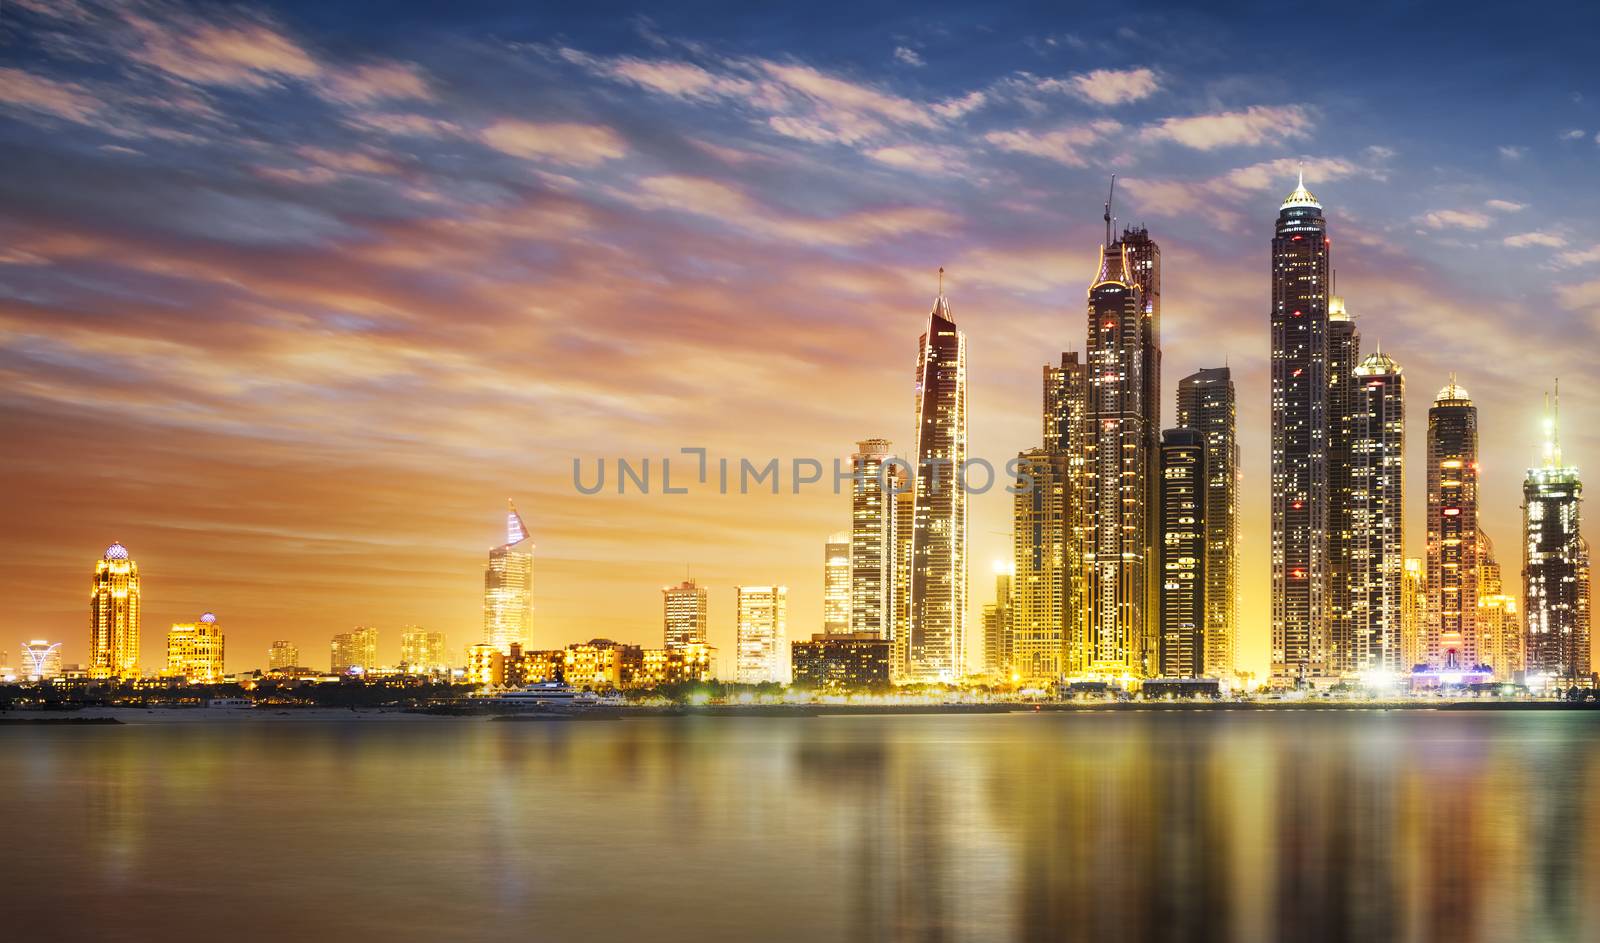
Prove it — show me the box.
[866,144,971,176]
[1064,67,1159,105]
[1554,279,1600,312]
[1141,104,1311,150]
[893,46,925,67]
[1560,129,1587,141]
[1555,245,1600,267]
[1417,209,1493,230]
[0,67,101,123]
[1498,145,1526,160]
[1485,199,1526,213]
[985,119,1121,166]
[1503,231,1566,248]
[320,62,433,105]
[932,90,987,120]
[480,120,627,166]
[126,13,320,88]
[1119,156,1379,229]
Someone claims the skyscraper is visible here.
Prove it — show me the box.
[824,532,851,635]
[1045,353,1090,676]
[1270,173,1332,686]
[1426,378,1481,671]
[90,542,140,680]
[663,579,709,651]
[1326,297,1362,674]
[1349,350,1404,673]
[165,613,226,683]
[735,585,787,684]
[268,640,300,672]
[849,439,899,639]
[1401,558,1427,671]
[981,562,1014,680]
[1177,367,1239,680]
[483,501,534,654]
[1012,447,1071,684]
[907,276,968,682]
[1477,530,1521,680]
[330,627,378,674]
[400,627,447,673]
[892,486,914,679]
[1084,215,1159,679]
[1523,390,1590,683]
[1158,428,1206,678]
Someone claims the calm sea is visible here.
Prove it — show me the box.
[3,710,1597,942]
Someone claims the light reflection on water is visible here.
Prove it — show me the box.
[4,711,1597,942]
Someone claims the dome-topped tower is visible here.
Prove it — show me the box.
[104,542,129,561]
[1435,374,1471,405]
[1282,168,1321,210]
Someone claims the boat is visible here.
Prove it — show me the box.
[204,697,254,710]
[481,682,603,711]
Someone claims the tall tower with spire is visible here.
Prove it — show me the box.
[1083,185,1159,680]
[1427,376,1480,671]
[907,271,968,682]
[483,500,534,654]
[1523,385,1589,683]
[1270,172,1333,686]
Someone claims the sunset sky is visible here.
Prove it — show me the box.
[3,0,1599,676]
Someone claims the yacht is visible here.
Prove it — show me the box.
[204,697,254,710]
[483,682,603,711]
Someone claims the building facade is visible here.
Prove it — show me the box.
[1348,351,1404,673]
[981,563,1014,680]
[268,640,300,672]
[1427,379,1480,670]
[1176,367,1238,679]
[735,585,788,684]
[1013,448,1071,684]
[19,640,63,680]
[483,501,534,654]
[400,627,448,673]
[1477,531,1521,680]
[791,633,893,691]
[1159,428,1206,678]
[663,579,709,651]
[90,542,141,680]
[849,438,900,640]
[1270,174,1332,685]
[1326,298,1362,674]
[330,627,378,674]
[1044,352,1090,676]
[824,532,851,635]
[907,285,968,682]
[165,613,225,683]
[1401,558,1427,671]
[1523,394,1590,683]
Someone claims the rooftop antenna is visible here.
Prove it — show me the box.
[1553,378,1563,468]
[1104,174,1116,247]
[938,266,945,298]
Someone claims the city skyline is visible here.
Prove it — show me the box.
[4,1,1600,678]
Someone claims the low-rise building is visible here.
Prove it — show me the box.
[791,633,891,692]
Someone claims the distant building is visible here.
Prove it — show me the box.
[638,644,716,687]
[484,501,534,654]
[1400,558,1427,671]
[662,579,709,651]
[1177,367,1239,680]
[1159,428,1206,678]
[564,638,643,690]
[735,585,787,684]
[165,613,225,683]
[981,562,1013,680]
[1326,297,1362,675]
[268,640,300,672]
[1044,352,1090,677]
[1427,378,1480,670]
[1349,350,1404,673]
[1523,390,1590,683]
[1477,530,1521,679]
[1012,448,1070,684]
[90,542,141,680]
[19,640,63,680]
[330,627,378,674]
[466,643,504,687]
[400,627,447,673]
[849,439,900,640]
[823,532,851,634]
[791,633,892,691]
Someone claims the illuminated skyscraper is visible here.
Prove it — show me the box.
[268,640,300,672]
[1158,428,1206,678]
[400,627,447,673]
[735,585,787,684]
[1326,297,1362,674]
[1401,558,1427,671]
[483,500,534,654]
[849,439,900,639]
[1270,173,1332,685]
[19,640,63,680]
[1013,448,1071,684]
[90,542,140,680]
[824,532,851,635]
[892,487,914,679]
[1045,353,1090,676]
[1084,208,1159,679]
[1477,530,1521,679]
[1177,367,1239,679]
[165,613,225,683]
[907,275,968,682]
[663,579,709,650]
[1426,378,1480,671]
[1349,350,1404,673]
[330,626,378,674]
[981,562,1014,679]
[1523,389,1589,682]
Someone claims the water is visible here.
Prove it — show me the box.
[4,710,1597,942]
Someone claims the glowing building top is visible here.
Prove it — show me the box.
[1282,169,1321,210]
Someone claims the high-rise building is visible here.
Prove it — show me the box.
[400,627,447,673]
[849,438,900,640]
[1477,530,1521,680]
[1084,215,1159,679]
[735,585,787,684]
[90,542,141,680]
[981,562,1014,680]
[1523,391,1590,683]
[165,613,225,683]
[1013,448,1070,684]
[483,500,534,654]
[1348,350,1404,673]
[19,640,63,680]
[824,532,851,635]
[892,487,914,679]
[1045,353,1090,676]
[1325,297,1362,674]
[1177,367,1239,679]
[1122,225,1163,679]
[663,579,709,650]
[907,277,968,682]
[1426,378,1481,671]
[1400,558,1427,671]
[1159,428,1206,678]
[268,640,300,672]
[330,627,378,674]
[1270,173,1332,686]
